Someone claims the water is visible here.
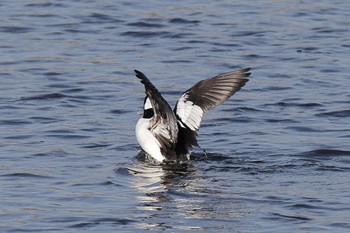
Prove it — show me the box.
[1,1,350,232]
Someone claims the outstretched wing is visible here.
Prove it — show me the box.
[134,70,178,156]
[174,68,251,150]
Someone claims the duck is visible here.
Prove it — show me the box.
[134,68,251,162]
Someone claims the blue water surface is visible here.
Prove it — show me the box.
[1,1,350,232]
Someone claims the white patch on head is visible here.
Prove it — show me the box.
[144,97,152,110]
[176,94,204,131]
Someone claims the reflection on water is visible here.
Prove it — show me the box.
[110,153,254,231]
[113,157,202,230]
[129,158,198,206]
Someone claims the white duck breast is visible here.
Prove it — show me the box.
[134,68,251,162]
[135,118,165,162]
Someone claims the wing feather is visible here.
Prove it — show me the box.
[174,68,251,150]
[135,70,178,158]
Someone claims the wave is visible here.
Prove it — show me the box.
[316,110,350,118]
[305,149,350,156]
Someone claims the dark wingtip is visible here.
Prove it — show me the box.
[134,69,147,81]
[134,69,141,76]
[242,67,251,78]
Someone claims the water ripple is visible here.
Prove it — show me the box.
[270,212,313,221]
[168,18,200,24]
[1,173,52,179]
[127,22,164,28]
[120,30,171,38]
[20,93,67,101]
[0,26,33,33]
[69,218,136,229]
[305,149,350,157]
[316,109,350,118]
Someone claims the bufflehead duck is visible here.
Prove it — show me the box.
[135,68,251,162]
